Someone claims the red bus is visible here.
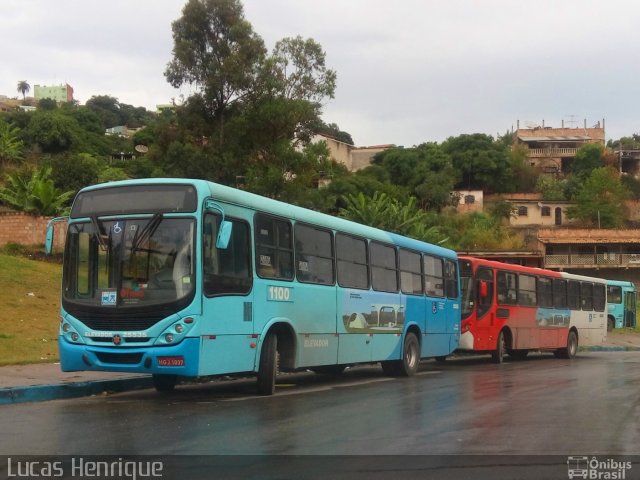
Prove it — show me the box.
[457,256,607,362]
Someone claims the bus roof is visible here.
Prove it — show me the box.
[77,178,457,260]
[458,255,607,284]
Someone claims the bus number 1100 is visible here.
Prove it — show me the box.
[268,286,292,302]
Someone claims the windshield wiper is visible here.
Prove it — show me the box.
[90,216,108,252]
[131,213,164,251]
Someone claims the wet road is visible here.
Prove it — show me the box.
[1,352,639,456]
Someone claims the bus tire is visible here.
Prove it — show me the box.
[257,332,278,395]
[152,374,177,393]
[399,332,420,376]
[491,331,506,364]
[557,330,578,359]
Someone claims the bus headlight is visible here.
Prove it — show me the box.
[154,317,196,346]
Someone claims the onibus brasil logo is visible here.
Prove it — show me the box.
[567,456,632,479]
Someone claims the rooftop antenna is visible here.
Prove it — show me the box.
[564,115,578,128]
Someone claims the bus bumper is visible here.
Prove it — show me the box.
[58,336,201,377]
[458,331,474,350]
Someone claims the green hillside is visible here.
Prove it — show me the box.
[0,253,61,365]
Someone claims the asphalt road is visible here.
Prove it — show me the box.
[1,351,638,479]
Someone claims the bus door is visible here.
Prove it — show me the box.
[474,267,496,351]
[624,291,637,327]
[199,214,256,375]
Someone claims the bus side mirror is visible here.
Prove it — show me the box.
[216,220,232,249]
[479,280,489,298]
[45,224,54,255]
[205,199,231,249]
[45,217,67,255]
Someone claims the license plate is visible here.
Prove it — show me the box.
[157,356,184,367]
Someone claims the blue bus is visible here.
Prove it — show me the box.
[606,280,637,330]
[46,178,460,395]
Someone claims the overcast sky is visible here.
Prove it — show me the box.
[4,0,640,146]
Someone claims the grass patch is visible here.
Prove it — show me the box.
[0,252,62,365]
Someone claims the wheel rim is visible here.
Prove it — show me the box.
[498,333,505,360]
[406,342,417,368]
[569,333,577,356]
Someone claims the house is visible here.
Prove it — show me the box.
[310,133,394,172]
[513,118,605,174]
[33,83,74,103]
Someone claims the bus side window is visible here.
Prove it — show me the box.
[370,242,398,293]
[336,233,369,290]
[255,214,293,280]
[423,255,444,297]
[497,271,517,305]
[294,223,335,285]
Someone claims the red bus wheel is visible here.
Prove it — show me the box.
[491,331,506,364]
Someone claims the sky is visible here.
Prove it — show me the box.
[4,0,640,147]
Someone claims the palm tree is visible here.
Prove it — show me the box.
[16,80,30,101]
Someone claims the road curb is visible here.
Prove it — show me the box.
[582,346,640,352]
[0,376,153,405]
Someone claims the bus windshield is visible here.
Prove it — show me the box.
[63,216,195,309]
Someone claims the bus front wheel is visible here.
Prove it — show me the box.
[257,332,278,395]
[491,331,506,364]
[152,374,177,393]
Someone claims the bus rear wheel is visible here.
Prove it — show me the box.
[257,332,278,395]
[556,330,578,359]
[400,333,420,376]
[381,332,420,377]
[152,374,177,393]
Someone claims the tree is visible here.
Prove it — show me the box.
[373,143,459,211]
[165,0,267,144]
[0,119,24,167]
[442,133,512,193]
[259,36,336,144]
[17,81,30,101]
[26,111,77,153]
[50,153,102,193]
[316,122,353,145]
[535,175,567,201]
[566,167,629,228]
[339,191,446,243]
[0,166,74,216]
[571,143,604,179]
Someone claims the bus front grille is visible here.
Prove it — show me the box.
[95,352,144,365]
